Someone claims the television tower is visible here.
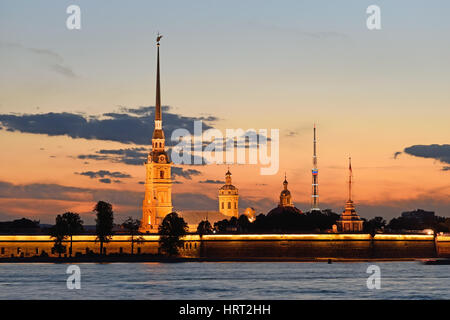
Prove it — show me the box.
[311,124,320,211]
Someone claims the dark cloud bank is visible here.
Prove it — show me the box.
[77,170,132,179]
[76,170,132,184]
[0,106,218,145]
[75,166,200,181]
[396,144,450,171]
[199,179,225,184]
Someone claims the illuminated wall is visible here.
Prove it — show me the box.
[0,234,448,259]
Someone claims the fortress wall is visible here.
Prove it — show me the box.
[371,234,436,258]
[196,240,372,259]
[436,236,450,257]
[372,241,436,258]
[0,236,160,257]
[0,234,447,259]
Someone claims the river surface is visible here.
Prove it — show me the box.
[0,262,449,299]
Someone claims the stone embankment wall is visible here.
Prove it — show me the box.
[0,234,448,259]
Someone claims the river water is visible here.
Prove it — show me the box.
[0,261,449,299]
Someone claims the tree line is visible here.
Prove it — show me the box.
[48,200,188,257]
[5,203,449,258]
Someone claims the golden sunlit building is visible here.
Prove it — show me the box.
[244,207,256,222]
[218,169,239,218]
[267,175,303,216]
[140,35,173,233]
[279,174,294,207]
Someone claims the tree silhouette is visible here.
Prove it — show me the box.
[197,220,213,235]
[49,214,67,257]
[93,201,114,255]
[158,212,188,256]
[213,209,341,234]
[61,212,84,256]
[122,216,143,254]
[237,215,251,233]
[363,216,386,235]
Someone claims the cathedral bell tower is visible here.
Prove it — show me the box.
[218,168,239,218]
[140,34,173,233]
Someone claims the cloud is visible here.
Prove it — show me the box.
[76,146,208,169]
[1,41,77,78]
[393,151,402,159]
[403,144,450,170]
[0,180,449,223]
[77,147,148,165]
[0,181,141,206]
[199,130,271,150]
[76,146,202,179]
[50,64,76,78]
[76,170,132,179]
[0,106,217,145]
[199,179,225,184]
[172,167,202,179]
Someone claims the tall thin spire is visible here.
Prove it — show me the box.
[313,124,317,165]
[337,156,363,232]
[152,33,164,144]
[348,157,353,201]
[311,124,319,211]
[155,33,162,121]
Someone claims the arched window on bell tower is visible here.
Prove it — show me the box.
[160,170,164,179]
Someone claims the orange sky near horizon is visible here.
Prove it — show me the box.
[0,1,449,223]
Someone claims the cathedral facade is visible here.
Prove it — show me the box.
[140,36,173,233]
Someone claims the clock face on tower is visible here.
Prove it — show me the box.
[159,154,166,163]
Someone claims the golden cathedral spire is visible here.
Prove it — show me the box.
[140,33,173,233]
[152,33,164,145]
[155,33,162,122]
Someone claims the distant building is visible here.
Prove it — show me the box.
[267,175,303,216]
[401,209,435,221]
[244,207,256,222]
[178,211,229,233]
[337,158,363,232]
[218,169,239,218]
[280,174,294,207]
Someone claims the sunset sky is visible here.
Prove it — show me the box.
[0,1,449,224]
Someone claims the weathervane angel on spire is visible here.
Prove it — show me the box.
[156,33,163,44]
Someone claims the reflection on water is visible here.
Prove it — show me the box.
[0,262,449,299]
